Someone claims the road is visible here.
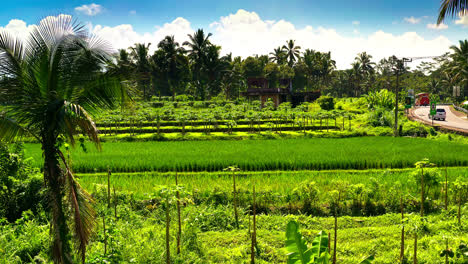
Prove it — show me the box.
[412,105,468,132]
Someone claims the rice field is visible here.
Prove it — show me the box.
[77,167,468,199]
[24,136,468,172]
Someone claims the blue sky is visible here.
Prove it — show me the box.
[1,0,467,68]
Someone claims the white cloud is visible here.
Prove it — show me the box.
[209,10,451,69]
[404,16,421,24]
[0,19,35,40]
[427,23,448,30]
[455,13,468,26]
[75,3,103,16]
[92,17,193,52]
[129,10,136,15]
[0,11,453,70]
[352,21,360,25]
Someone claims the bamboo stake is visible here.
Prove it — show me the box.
[400,197,405,262]
[445,167,448,211]
[166,196,171,264]
[107,168,111,208]
[103,215,107,255]
[113,186,117,218]
[176,173,181,255]
[233,170,239,229]
[251,185,256,264]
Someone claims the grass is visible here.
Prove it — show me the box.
[24,136,468,173]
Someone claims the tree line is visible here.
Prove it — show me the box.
[110,30,468,102]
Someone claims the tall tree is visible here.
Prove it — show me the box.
[183,29,212,100]
[130,43,152,99]
[0,15,126,263]
[448,39,468,97]
[355,52,375,93]
[156,36,189,100]
[282,39,301,66]
[269,46,286,65]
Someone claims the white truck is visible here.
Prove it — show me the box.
[428,108,446,121]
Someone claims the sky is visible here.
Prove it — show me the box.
[1,0,467,69]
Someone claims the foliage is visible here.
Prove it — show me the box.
[23,137,468,173]
[285,221,330,264]
[0,143,44,222]
[364,89,395,110]
[316,96,335,111]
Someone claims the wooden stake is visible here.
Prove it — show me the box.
[103,215,107,255]
[113,186,117,218]
[420,167,424,217]
[166,196,171,264]
[400,197,405,262]
[107,168,111,208]
[413,233,417,264]
[233,171,239,229]
[333,206,338,264]
[445,167,448,211]
[176,173,181,255]
[251,185,256,264]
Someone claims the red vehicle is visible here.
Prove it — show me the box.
[415,93,430,106]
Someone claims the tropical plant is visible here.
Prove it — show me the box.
[437,0,468,24]
[183,29,212,100]
[130,43,152,99]
[0,15,126,263]
[283,40,301,66]
[285,221,330,264]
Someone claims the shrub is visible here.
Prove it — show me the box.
[0,143,45,222]
[316,96,335,110]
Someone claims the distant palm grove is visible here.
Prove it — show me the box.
[113,28,468,102]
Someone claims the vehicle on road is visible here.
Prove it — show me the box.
[428,108,446,121]
[416,92,430,106]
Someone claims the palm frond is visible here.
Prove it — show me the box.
[0,113,40,142]
[438,0,468,24]
[59,150,96,264]
[60,102,101,149]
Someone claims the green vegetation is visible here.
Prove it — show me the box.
[23,137,468,173]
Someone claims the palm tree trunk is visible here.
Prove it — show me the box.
[43,140,72,264]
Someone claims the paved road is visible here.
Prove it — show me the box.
[413,105,468,132]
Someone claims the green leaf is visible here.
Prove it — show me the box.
[285,220,312,264]
[359,255,375,264]
[310,230,329,261]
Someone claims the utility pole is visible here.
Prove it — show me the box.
[393,57,411,137]
[395,68,400,137]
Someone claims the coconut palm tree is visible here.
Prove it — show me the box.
[355,52,375,93]
[0,15,126,263]
[448,40,468,96]
[129,43,152,99]
[282,39,301,66]
[269,46,286,64]
[183,29,212,100]
[438,0,468,24]
[157,35,188,100]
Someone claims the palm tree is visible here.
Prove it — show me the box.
[282,40,301,66]
[438,0,468,24]
[448,40,468,96]
[350,62,363,96]
[355,52,375,93]
[0,15,126,263]
[157,35,187,100]
[183,29,212,100]
[130,43,152,99]
[269,46,286,64]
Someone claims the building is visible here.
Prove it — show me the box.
[242,77,321,107]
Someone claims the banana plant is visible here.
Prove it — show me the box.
[285,220,374,264]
